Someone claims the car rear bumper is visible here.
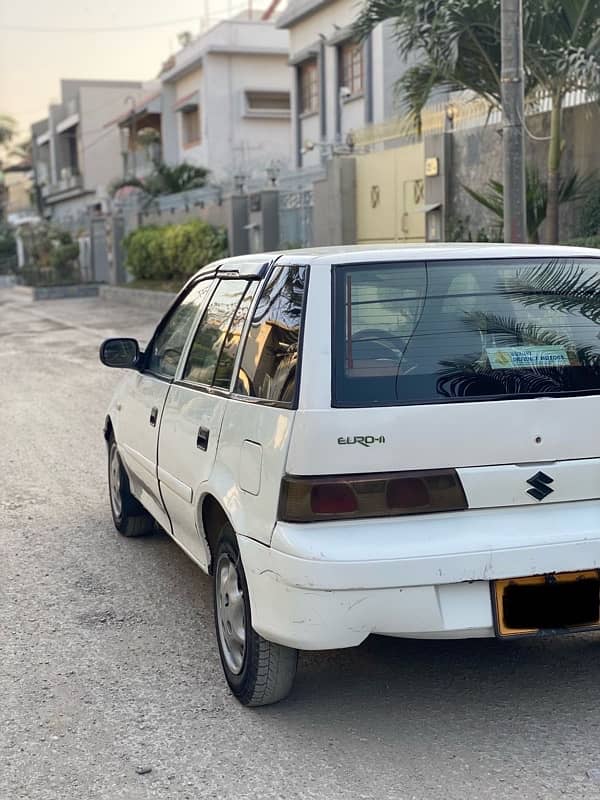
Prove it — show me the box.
[237,501,600,649]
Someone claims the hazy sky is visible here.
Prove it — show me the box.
[0,0,260,139]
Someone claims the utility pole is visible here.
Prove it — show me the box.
[500,0,527,243]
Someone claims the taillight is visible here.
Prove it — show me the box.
[278,470,467,523]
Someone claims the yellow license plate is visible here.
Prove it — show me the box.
[493,570,600,637]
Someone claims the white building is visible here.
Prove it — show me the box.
[277,0,409,167]
[159,13,292,186]
[31,79,145,225]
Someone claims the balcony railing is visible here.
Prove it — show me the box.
[44,172,84,198]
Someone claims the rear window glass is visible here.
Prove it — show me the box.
[333,258,600,406]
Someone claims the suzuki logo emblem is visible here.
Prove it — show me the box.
[526,471,554,501]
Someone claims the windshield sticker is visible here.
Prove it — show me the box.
[486,346,574,370]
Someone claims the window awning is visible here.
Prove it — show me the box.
[106,91,162,128]
[174,91,199,112]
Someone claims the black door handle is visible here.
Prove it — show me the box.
[196,426,210,451]
[149,406,158,427]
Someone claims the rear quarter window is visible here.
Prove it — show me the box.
[235,265,307,405]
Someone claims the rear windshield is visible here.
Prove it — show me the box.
[333,258,600,406]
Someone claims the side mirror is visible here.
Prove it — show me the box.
[99,338,141,369]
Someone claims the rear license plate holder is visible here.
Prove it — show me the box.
[492,570,600,638]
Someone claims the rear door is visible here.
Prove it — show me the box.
[157,276,260,565]
[116,280,212,531]
[217,264,309,545]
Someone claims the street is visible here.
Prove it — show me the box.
[3,288,600,800]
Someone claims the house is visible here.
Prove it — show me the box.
[158,12,291,186]
[31,79,144,226]
[108,82,163,180]
[276,0,409,167]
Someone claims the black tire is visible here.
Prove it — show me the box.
[107,435,154,537]
[213,525,298,706]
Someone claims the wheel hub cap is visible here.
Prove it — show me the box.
[216,554,246,674]
[109,446,122,517]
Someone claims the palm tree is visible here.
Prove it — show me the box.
[111,162,209,201]
[354,0,600,244]
[0,114,16,148]
[463,164,597,243]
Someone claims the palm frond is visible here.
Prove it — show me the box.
[460,311,573,347]
[503,260,600,322]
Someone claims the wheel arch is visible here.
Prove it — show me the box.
[200,494,232,575]
[104,414,114,444]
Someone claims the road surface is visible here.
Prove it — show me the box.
[2,287,600,799]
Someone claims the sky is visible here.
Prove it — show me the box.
[0,0,264,140]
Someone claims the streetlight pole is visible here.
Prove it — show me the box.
[500,0,527,243]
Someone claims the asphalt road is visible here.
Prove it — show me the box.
[3,287,600,800]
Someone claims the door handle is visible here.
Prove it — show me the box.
[196,426,210,451]
[149,406,158,427]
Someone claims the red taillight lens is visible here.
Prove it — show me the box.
[278,470,467,523]
[311,483,358,514]
[386,477,429,509]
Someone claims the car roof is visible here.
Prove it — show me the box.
[192,242,600,280]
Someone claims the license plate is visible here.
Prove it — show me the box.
[492,570,600,637]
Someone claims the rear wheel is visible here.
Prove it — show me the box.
[213,525,298,706]
[108,436,154,537]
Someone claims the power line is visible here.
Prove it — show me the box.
[0,16,201,33]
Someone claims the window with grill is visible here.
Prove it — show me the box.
[245,90,291,117]
[339,41,364,96]
[299,60,318,115]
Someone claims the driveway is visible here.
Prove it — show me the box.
[2,288,600,800]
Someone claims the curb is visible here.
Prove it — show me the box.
[99,285,176,313]
[14,284,101,301]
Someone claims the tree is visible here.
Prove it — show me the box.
[10,137,32,163]
[0,114,16,148]
[463,164,597,242]
[111,162,210,201]
[354,0,600,243]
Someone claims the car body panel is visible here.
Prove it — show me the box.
[102,243,600,649]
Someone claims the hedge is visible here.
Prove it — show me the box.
[124,220,228,281]
[561,235,600,250]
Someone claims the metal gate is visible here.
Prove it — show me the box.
[278,188,314,249]
[91,217,110,283]
[355,143,426,244]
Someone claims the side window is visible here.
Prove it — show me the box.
[235,266,307,404]
[213,281,259,388]
[147,280,214,378]
[183,279,249,387]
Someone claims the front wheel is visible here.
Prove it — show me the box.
[108,436,154,537]
[213,526,298,706]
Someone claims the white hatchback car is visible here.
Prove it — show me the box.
[101,243,600,705]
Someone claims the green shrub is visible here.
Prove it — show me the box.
[123,220,228,282]
[577,183,600,238]
[561,235,600,249]
[49,241,80,282]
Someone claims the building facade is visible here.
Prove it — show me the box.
[158,13,291,187]
[277,0,409,168]
[31,79,144,226]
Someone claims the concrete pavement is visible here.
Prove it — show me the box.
[2,287,600,800]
